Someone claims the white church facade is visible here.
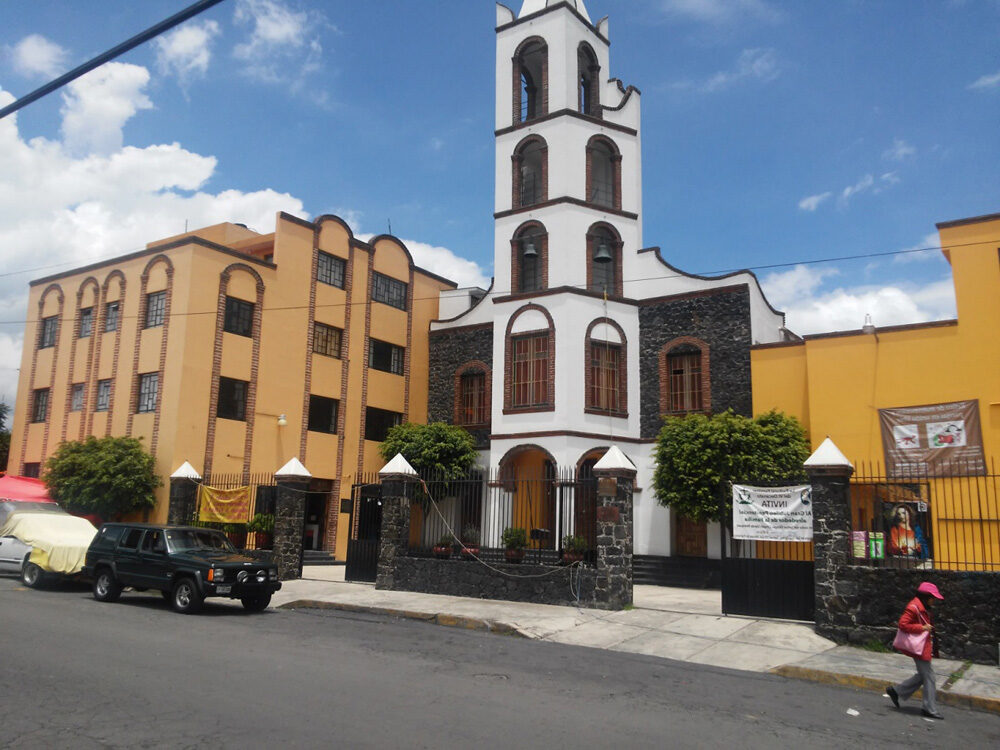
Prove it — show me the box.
[428,1,789,574]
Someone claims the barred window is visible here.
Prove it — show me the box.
[668,351,703,413]
[31,388,49,422]
[364,407,403,442]
[144,291,166,328]
[369,339,404,375]
[95,379,111,411]
[104,301,120,332]
[317,251,346,288]
[137,372,158,413]
[588,343,621,412]
[371,272,407,310]
[70,383,85,412]
[223,296,254,337]
[460,372,487,425]
[313,323,343,358]
[511,334,549,407]
[22,463,40,479]
[78,307,93,338]
[39,316,58,349]
[217,377,248,421]
[307,395,339,434]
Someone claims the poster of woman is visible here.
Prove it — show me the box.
[886,503,930,559]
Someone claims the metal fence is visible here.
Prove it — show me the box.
[191,472,276,551]
[849,458,1000,571]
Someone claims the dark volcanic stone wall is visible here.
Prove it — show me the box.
[638,285,752,438]
[427,324,493,448]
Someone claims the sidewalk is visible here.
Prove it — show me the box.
[273,566,1000,716]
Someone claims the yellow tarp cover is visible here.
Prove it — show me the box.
[0,512,97,575]
[198,485,250,524]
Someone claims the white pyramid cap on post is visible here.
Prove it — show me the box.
[170,461,202,480]
[592,445,636,472]
[804,437,853,470]
[275,457,312,478]
[379,453,417,477]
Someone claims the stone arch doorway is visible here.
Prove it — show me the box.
[497,445,557,550]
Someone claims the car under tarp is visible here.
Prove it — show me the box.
[0,475,55,502]
[0,512,97,575]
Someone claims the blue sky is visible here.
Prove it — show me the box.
[1,0,998,405]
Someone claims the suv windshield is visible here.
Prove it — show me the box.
[165,529,236,553]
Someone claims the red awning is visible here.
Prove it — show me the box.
[0,475,55,502]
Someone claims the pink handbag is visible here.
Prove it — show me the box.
[892,610,929,658]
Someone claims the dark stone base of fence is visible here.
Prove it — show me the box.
[816,566,1000,664]
[390,557,601,608]
[239,549,275,563]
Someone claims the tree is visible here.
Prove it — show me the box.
[378,422,479,478]
[652,409,809,525]
[0,401,9,473]
[43,436,161,520]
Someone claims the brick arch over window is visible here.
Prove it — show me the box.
[90,270,126,437]
[497,443,558,474]
[512,36,548,125]
[453,360,491,428]
[21,283,64,473]
[203,263,266,480]
[510,220,548,294]
[511,134,548,209]
[586,135,622,211]
[577,42,601,117]
[585,221,623,297]
[659,336,711,416]
[584,317,628,417]
[503,303,555,414]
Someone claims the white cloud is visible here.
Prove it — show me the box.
[968,70,1000,90]
[0,80,305,412]
[9,34,69,79]
[702,48,779,92]
[233,0,327,91]
[59,62,153,155]
[659,0,780,24]
[892,233,944,264]
[839,173,874,205]
[760,265,838,311]
[798,192,831,212]
[355,233,489,289]
[154,20,221,87]
[882,138,915,162]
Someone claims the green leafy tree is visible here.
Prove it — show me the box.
[378,422,478,478]
[43,436,161,520]
[652,409,809,525]
[0,401,9,473]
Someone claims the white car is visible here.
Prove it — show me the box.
[0,507,96,587]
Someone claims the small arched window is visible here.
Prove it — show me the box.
[586,224,621,296]
[585,319,627,416]
[513,38,547,124]
[578,44,600,117]
[587,137,618,208]
[455,362,490,427]
[504,305,555,413]
[512,136,547,208]
[659,337,711,416]
[511,222,547,294]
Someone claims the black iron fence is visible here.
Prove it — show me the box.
[191,472,276,551]
[849,458,1000,571]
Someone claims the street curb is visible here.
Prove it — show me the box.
[770,665,1000,716]
[277,599,527,638]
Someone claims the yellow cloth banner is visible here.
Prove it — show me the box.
[198,485,251,524]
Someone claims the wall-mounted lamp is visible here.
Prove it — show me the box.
[277,414,287,427]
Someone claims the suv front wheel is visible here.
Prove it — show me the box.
[93,569,122,602]
[171,577,204,614]
[241,593,272,612]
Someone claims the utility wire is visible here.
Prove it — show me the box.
[0,0,228,121]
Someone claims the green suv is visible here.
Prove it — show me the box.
[84,523,281,614]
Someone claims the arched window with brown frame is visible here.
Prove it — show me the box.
[454,361,491,427]
[512,37,548,124]
[512,135,547,209]
[586,135,621,210]
[511,221,547,294]
[584,318,627,416]
[659,337,711,416]
[503,305,555,414]
[578,43,601,117]
[585,222,622,297]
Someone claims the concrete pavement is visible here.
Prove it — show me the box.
[272,565,1000,716]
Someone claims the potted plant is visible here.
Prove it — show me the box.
[433,533,454,559]
[502,526,527,563]
[247,512,275,550]
[460,524,480,559]
[561,534,587,564]
[223,522,247,550]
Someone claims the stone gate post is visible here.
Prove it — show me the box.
[168,461,201,524]
[274,458,311,581]
[375,453,418,591]
[592,446,636,610]
[804,438,854,639]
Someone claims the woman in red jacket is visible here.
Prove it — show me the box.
[886,581,943,719]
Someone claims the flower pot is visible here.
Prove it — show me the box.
[226,530,247,550]
[504,548,525,564]
[460,546,480,560]
[253,531,273,550]
[433,545,452,560]
[562,551,584,564]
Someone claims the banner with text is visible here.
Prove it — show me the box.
[879,400,986,477]
[732,485,813,542]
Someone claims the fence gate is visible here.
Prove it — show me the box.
[345,481,381,583]
[721,535,814,621]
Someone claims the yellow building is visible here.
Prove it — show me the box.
[8,212,455,559]
[752,212,1000,568]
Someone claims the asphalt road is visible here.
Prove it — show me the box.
[1,576,996,749]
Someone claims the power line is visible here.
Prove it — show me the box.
[0,0,228,121]
[0,237,986,327]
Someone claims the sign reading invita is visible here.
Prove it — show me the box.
[731,485,813,542]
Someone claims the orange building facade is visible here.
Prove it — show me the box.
[7,212,455,559]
